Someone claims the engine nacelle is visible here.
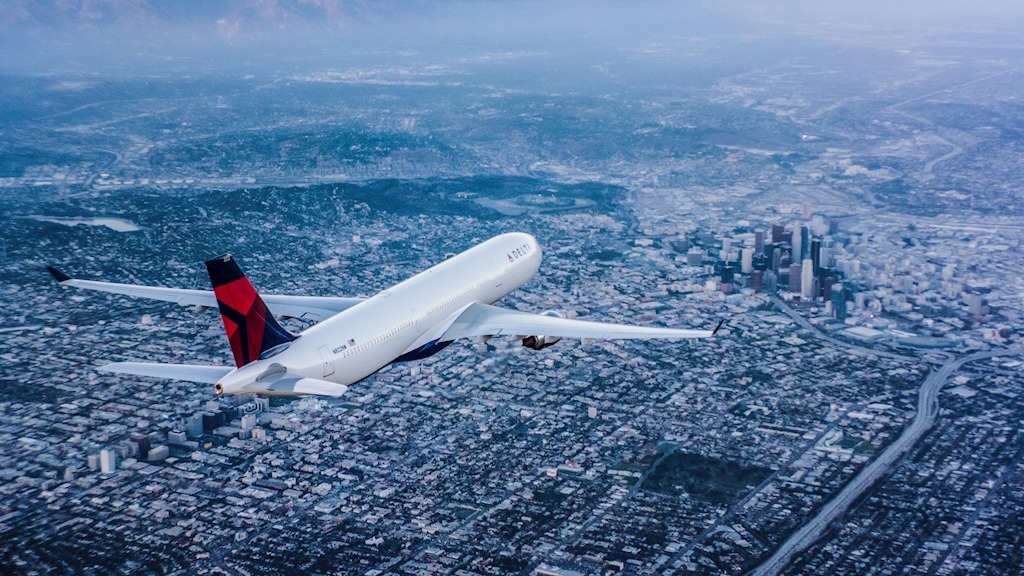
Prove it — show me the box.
[520,310,564,350]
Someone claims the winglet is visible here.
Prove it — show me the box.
[46,266,72,283]
[712,319,724,336]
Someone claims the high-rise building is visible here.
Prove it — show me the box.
[741,247,754,274]
[186,413,204,439]
[828,217,840,234]
[100,448,117,474]
[832,283,848,319]
[800,226,810,260]
[130,432,151,460]
[801,259,814,299]
[754,229,765,255]
[789,263,802,293]
[764,270,778,293]
[753,253,769,272]
[810,238,822,275]
[202,412,225,433]
[821,276,836,301]
[772,224,785,243]
[686,247,703,267]
[791,229,802,266]
[751,270,764,292]
[241,413,257,430]
[719,261,736,284]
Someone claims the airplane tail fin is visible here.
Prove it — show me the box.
[205,254,296,368]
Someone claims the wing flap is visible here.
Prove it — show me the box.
[440,302,718,342]
[100,362,234,384]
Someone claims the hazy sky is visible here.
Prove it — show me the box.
[2,0,1023,75]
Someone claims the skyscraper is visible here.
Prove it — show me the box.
[810,238,821,275]
[801,258,814,299]
[719,260,736,284]
[789,263,802,293]
[791,229,802,266]
[800,225,810,260]
[741,247,754,274]
[100,448,117,474]
[822,276,836,301]
[754,229,765,255]
[832,283,847,320]
[753,253,769,272]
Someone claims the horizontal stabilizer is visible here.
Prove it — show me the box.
[100,362,234,384]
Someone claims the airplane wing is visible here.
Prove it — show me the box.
[100,362,234,384]
[439,302,721,341]
[47,267,362,322]
[100,362,348,397]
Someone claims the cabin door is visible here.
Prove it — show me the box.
[317,346,335,378]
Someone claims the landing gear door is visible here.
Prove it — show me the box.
[317,345,335,378]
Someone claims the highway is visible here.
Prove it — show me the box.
[750,346,1024,576]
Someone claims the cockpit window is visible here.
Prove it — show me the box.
[259,342,291,360]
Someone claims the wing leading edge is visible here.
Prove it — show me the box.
[47,267,362,322]
[440,302,720,342]
[100,362,233,384]
[99,362,348,397]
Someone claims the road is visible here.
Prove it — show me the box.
[769,296,912,362]
[750,347,1023,576]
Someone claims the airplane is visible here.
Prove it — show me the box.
[48,232,721,398]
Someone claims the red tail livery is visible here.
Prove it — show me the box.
[205,254,296,367]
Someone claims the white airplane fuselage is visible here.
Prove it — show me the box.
[215,232,541,394]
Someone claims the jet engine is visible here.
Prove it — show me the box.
[520,310,564,350]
